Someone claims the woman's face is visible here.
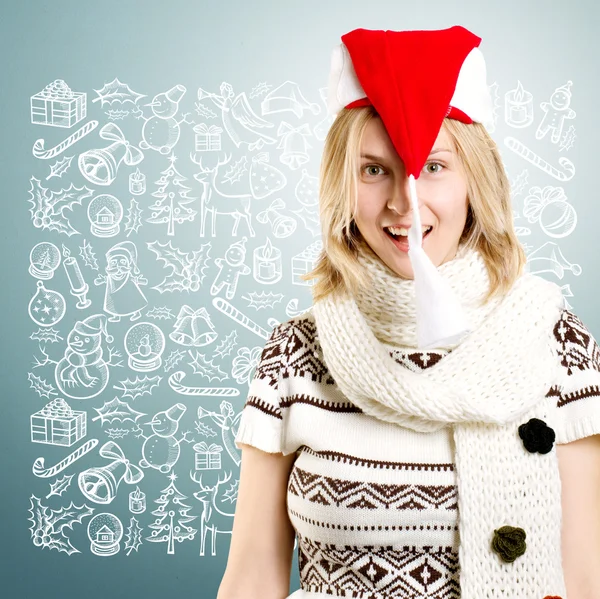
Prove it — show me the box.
[353,117,469,279]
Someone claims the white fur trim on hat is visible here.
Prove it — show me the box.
[326,43,366,115]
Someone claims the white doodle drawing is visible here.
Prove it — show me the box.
[522,186,576,238]
[261,80,321,118]
[29,495,94,555]
[164,349,187,372]
[136,404,194,473]
[212,296,278,339]
[196,402,242,466]
[193,442,223,470]
[147,240,211,293]
[169,306,218,347]
[256,199,297,238]
[62,244,91,309]
[504,136,575,181]
[524,241,582,280]
[129,167,146,195]
[31,79,87,128]
[94,241,148,322]
[190,470,236,556]
[79,441,144,505]
[197,83,276,151]
[87,194,124,238]
[313,86,336,141]
[211,237,250,299]
[92,397,146,426]
[93,77,147,109]
[129,486,146,514]
[33,119,99,159]
[124,322,165,372]
[29,242,61,280]
[124,198,143,237]
[147,472,197,555]
[113,375,162,400]
[28,372,58,398]
[253,237,282,284]
[78,122,144,186]
[295,168,319,207]
[292,240,323,286]
[559,125,576,152]
[146,154,197,236]
[124,517,144,555]
[31,397,86,447]
[45,473,74,499]
[188,350,229,381]
[536,81,576,144]
[248,152,288,199]
[46,155,74,180]
[79,239,99,270]
[28,176,94,236]
[29,281,66,328]
[146,306,174,320]
[167,371,240,397]
[285,298,311,318]
[193,123,223,151]
[106,428,129,440]
[87,512,123,556]
[505,80,534,128]
[242,290,285,311]
[30,327,64,344]
[32,438,99,478]
[55,314,122,400]
[138,85,192,154]
[277,121,312,170]
[231,345,262,385]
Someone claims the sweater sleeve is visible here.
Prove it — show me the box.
[234,320,293,455]
[551,309,600,444]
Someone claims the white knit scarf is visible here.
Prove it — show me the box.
[311,242,569,598]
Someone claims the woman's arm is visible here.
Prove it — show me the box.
[217,443,298,599]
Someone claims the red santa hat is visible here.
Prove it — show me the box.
[327,25,494,349]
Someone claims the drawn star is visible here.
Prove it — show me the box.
[168,472,178,482]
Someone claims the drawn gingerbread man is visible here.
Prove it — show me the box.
[536,81,576,144]
[210,236,251,300]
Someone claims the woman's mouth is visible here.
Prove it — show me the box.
[384,225,433,252]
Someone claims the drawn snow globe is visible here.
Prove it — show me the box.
[87,194,123,238]
[124,322,165,372]
[29,242,61,279]
[87,512,123,556]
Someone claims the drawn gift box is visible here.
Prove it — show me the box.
[30,79,87,128]
[193,442,222,470]
[291,240,323,286]
[193,124,223,151]
[31,398,86,447]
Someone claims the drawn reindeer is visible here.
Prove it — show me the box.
[190,152,256,238]
[190,469,236,556]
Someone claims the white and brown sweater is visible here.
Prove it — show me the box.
[234,307,600,599]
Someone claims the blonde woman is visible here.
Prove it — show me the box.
[219,26,600,599]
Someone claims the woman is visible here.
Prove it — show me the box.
[219,26,600,599]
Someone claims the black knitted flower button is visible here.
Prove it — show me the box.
[518,418,556,454]
[491,525,526,563]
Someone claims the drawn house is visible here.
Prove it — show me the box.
[96,525,114,544]
[95,206,115,225]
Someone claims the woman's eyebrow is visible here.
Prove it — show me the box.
[360,148,452,161]
[429,147,452,155]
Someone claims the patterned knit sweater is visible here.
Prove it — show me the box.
[234,307,600,599]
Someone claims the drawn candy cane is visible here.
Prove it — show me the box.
[212,297,278,340]
[32,120,99,160]
[504,136,575,181]
[32,438,99,478]
[168,371,240,396]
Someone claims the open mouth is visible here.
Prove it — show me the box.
[384,225,433,248]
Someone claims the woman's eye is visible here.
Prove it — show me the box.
[424,162,444,174]
[362,165,384,176]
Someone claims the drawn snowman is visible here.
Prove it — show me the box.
[138,404,194,473]
[55,314,119,400]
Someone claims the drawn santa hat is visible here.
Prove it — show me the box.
[327,26,494,349]
[73,314,114,344]
[106,241,140,274]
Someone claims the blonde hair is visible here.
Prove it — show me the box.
[301,106,526,306]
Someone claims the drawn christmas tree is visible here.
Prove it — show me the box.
[146,472,197,554]
[146,154,197,236]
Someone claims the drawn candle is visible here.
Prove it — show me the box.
[61,244,91,309]
[129,486,146,513]
[254,237,281,284]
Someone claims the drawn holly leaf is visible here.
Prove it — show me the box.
[28,495,94,555]
[92,78,146,106]
[113,375,162,400]
[164,349,187,372]
[221,156,248,185]
[45,474,74,499]
[30,328,64,344]
[28,372,58,398]
[125,517,144,556]
[91,397,146,425]
[79,239,99,270]
[147,240,211,294]
[106,428,130,439]
[125,198,143,237]
[146,306,174,320]
[212,330,238,360]
[187,351,229,382]
[46,155,74,181]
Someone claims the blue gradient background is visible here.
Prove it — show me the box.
[1,1,599,598]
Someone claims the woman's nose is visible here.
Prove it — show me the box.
[386,176,416,214]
